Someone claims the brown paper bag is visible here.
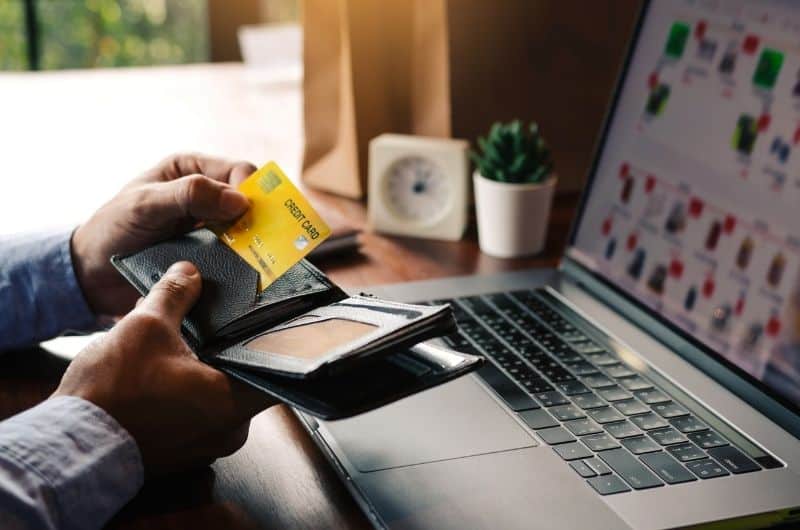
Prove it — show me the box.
[302,0,638,198]
[302,0,412,198]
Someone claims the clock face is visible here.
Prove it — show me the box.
[383,156,450,222]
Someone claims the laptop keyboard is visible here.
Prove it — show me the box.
[422,288,780,496]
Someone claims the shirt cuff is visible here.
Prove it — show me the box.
[43,230,99,335]
[0,229,98,350]
[0,396,144,529]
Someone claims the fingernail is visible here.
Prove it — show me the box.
[219,189,249,217]
[167,261,198,277]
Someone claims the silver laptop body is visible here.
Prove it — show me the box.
[299,1,800,528]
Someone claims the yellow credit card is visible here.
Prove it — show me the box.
[212,162,331,291]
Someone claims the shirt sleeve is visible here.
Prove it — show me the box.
[0,396,144,530]
[0,230,97,351]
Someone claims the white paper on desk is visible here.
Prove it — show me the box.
[238,23,303,85]
[40,332,107,361]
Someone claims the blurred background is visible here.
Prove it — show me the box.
[0,0,298,70]
[0,0,306,236]
[0,0,636,236]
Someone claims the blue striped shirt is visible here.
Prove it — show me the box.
[0,231,143,529]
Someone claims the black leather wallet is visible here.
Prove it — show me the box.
[111,228,482,419]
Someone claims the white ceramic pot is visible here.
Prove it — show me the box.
[473,171,557,258]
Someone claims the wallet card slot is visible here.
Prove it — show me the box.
[112,229,259,347]
[111,228,343,349]
[244,316,379,360]
[211,296,456,378]
[220,261,342,336]
[218,343,483,420]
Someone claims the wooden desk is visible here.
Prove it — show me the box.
[0,63,580,529]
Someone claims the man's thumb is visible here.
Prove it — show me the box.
[152,175,249,223]
[138,261,201,327]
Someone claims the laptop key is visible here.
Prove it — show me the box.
[670,415,708,433]
[597,386,633,402]
[604,421,642,439]
[564,418,604,436]
[687,430,728,449]
[630,413,669,431]
[527,355,550,369]
[707,446,760,474]
[649,427,687,446]
[537,426,576,445]
[534,391,569,407]
[585,457,612,475]
[570,460,597,478]
[667,443,707,462]
[476,364,539,411]
[572,393,607,410]
[550,404,586,421]
[554,442,594,461]
[621,436,662,454]
[518,344,545,359]
[566,360,599,376]
[652,401,689,419]
[686,458,730,479]
[544,368,576,383]
[634,389,670,405]
[442,332,472,350]
[587,406,626,424]
[562,330,588,342]
[582,374,616,389]
[449,304,473,324]
[598,448,663,489]
[459,296,495,316]
[618,376,654,391]
[571,341,606,354]
[550,349,584,363]
[485,293,518,310]
[640,452,697,484]
[582,433,621,452]
[556,380,591,396]
[587,474,631,495]
[518,409,558,430]
[605,364,636,379]
[613,399,650,416]
[519,377,555,394]
[505,363,534,380]
[586,353,620,366]
[479,343,510,359]
[492,354,516,368]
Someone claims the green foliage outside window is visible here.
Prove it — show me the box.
[0,0,209,71]
[0,2,27,70]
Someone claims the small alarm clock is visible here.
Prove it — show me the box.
[368,134,469,241]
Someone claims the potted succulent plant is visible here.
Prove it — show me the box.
[471,120,556,257]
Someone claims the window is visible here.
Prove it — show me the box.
[0,0,209,71]
[0,2,27,70]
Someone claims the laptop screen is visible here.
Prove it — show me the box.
[568,0,800,409]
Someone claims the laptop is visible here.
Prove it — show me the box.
[297,1,800,528]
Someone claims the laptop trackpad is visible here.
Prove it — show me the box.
[321,375,536,472]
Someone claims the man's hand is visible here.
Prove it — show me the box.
[55,262,275,475]
[71,153,256,316]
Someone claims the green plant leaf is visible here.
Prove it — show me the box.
[508,152,527,174]
[473,119,553,183]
